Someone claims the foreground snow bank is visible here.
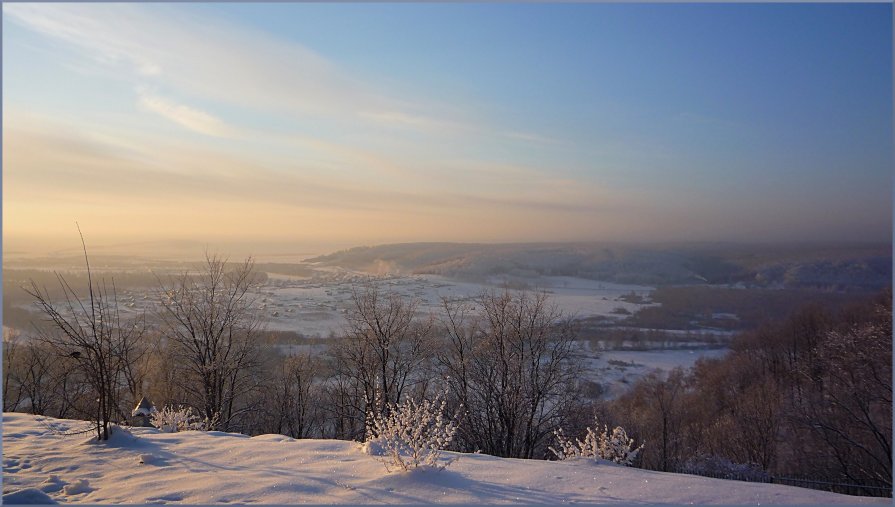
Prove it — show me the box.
[2,413,887,504]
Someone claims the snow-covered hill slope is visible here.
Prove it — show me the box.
[2,413,887,505]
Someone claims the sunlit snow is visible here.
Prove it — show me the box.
[3,413,887,505]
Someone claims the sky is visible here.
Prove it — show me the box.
[2,3,892,258]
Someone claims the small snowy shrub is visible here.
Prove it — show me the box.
[150,405,218,433]
[150,405,195,432]
[364,393,458,472]
[549,419,643,465]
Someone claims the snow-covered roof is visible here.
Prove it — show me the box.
[131,396,156,417]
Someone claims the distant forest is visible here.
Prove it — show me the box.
[600,289,891,494]
[621,286,870,330]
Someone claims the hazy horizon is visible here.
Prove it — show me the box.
[3,234,891,266]
[3,3,892,258]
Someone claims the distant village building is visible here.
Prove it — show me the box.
[131,396,156,427]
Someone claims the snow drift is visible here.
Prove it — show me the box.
[2,413,887,504]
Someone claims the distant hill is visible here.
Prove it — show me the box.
[306,242,891,290]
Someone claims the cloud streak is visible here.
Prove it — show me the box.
[3,3,560,147]
[5,120,648,252]
[3,118,616,229]
[137,93,239,138]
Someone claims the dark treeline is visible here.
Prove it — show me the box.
[623,285,874,331]
[4,267,269,295]
[598,289,891,493]
[3,255,890,495]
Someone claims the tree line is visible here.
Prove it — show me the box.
[597,289,891,494]
[3,252,890,495]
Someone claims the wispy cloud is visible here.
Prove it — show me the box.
[3,3,364,114]
[4,2,560,147]
[137,92,238,138]
[5,118,642,246]
[2,4,635,247]
[4,117,610,217]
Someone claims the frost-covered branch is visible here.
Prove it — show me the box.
[363,391,459,472]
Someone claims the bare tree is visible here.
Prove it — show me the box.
[258,351,322,438]
[157,254,263,431]
[3,329,25,412]
[439,289,581,459]
[3,338,88,420]
[17,342,60,415]
[51,352,88,420]
[793,314,892,488]
[24,230,146,440]
[322,348,368,440]
[140,331,190,414]
[638,369,687,472]
[435,296,480,448]
[329,282,434,437]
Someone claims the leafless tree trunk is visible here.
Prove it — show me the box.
[650,369,685,472]
[24,229,146,440]
[157,254,262,431]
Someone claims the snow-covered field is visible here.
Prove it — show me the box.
[253,272,729,397]
[258,273,654,337]
[574,345,729,399]
[17,272,655,340]
[2,413,886,505]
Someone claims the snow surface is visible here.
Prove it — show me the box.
[253,274,654,337]
[572,344,730,399]
[3,413,887,505]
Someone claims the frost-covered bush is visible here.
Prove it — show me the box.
[150,405,196,432]
[549,419,643,465]
[150,405,219,433]
[364,393,458,472]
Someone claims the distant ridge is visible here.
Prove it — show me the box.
[306,241,891,290]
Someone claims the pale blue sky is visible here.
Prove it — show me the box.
[2,3,891,254]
